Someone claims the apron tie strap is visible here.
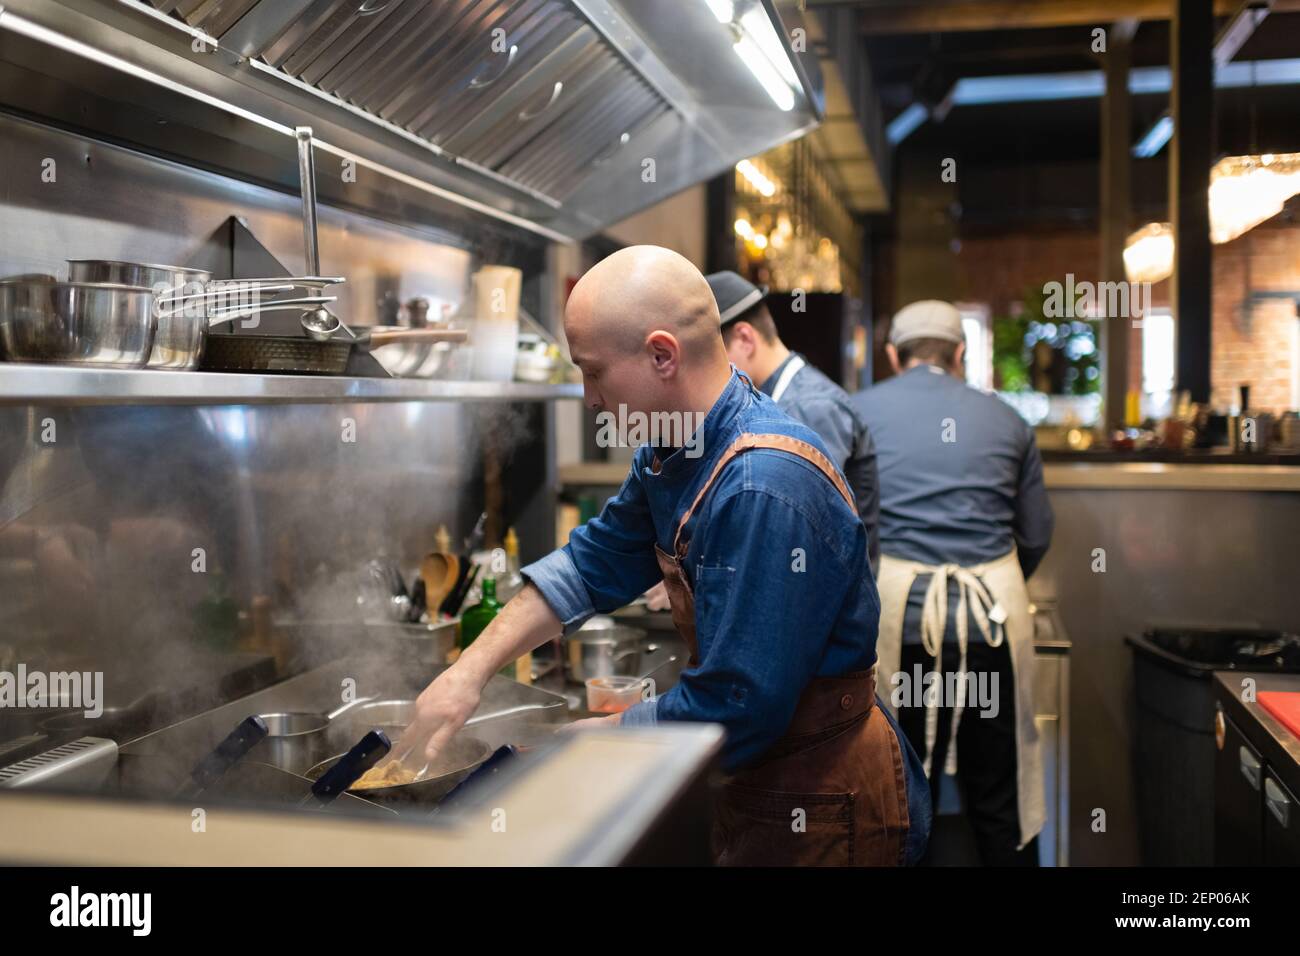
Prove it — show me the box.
[918,565,1006,778]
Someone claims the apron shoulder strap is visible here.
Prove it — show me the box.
[672,433,856,557]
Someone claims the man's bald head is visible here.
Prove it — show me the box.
[565,246,733,418]
[567,246,724,359]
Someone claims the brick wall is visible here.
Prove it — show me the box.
[910,221,1300,412]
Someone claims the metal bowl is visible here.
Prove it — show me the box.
[0,278,155,367]
[305,734,492,804]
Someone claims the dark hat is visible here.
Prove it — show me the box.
[706,271,768,327]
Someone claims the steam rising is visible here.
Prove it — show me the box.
[0,395,544,786]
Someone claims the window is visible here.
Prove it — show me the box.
[1141,308,1175,417]
[957,302,993,391]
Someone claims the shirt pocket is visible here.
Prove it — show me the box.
[714,783,855,866]
[692,563,735,653]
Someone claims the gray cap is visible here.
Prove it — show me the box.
[889,300,964,346]
[706,271,768,327]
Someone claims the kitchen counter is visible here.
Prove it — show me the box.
[1213,672,1300,865]
[565,459,1300,492]
[1042,461,1300,491]
[1214,671,1300,796]
[0,725,724,866]
[1042,449,1300,466]
[0,652,724,865]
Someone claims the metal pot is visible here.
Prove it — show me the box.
[252,712,333,770]
[66,259,341,369]
[66,259,213,292]
[252,700,362,771]
[564,621,645,684]
[0,278,155,367]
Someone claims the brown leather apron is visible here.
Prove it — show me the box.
[653,432,911,866]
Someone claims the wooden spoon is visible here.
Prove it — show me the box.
[420,552,460,619]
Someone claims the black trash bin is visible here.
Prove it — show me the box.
[1125,628,1300,866]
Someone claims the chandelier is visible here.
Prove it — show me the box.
[1123,222,1175,283]
[1208,153,1300,244]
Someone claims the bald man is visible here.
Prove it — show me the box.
[399,246,929,866]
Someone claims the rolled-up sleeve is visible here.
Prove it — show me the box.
[619,698,658,726]
[520,459,662,636]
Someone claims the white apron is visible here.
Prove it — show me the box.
[875,548,1044,849]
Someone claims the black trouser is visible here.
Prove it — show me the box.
[897,640,1038,867]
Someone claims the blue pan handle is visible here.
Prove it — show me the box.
[437,745,518,810]
[178,715,269,797]
[306,729,391,806]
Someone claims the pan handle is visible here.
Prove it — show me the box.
[233,276,348,288]
[175,715,269,799]
[325,696,376,721]
[307,730,391,806]
[207,296,337,325]
[156,284,295,311]
[365,328,469,348]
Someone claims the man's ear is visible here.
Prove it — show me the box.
[885,343,901,375]
[953,341,966,375]
[645,329,681,378]
[732,322,759,358]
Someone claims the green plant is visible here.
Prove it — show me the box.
[992,284,1100,396]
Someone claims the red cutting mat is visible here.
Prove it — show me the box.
[1258,691,1300,740]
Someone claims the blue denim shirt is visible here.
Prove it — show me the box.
[522,369,881,772]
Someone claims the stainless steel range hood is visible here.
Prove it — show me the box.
[20,0,822,239]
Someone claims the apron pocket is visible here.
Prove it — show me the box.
[714,783,855,866]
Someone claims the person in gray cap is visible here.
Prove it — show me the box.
[707,270,880,570]
[852,299,1054,867]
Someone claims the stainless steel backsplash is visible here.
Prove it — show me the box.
[0,112,554,731]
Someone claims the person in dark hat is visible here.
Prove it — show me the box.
[707,271,880,570]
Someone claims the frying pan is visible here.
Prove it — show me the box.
[199,326,467,375]
[304,733,492,805]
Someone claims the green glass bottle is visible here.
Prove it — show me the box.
[458,575,501,650]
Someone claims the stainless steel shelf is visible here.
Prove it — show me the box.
[0,365,583,405]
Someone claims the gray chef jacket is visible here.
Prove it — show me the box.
[759,352,881,570]
[851,363,1053,643]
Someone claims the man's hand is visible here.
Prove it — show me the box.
[395,582,563,766]
[643,580,671,612]
[396,664,484,765]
